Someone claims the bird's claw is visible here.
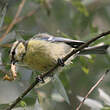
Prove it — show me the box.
[36,75,45,83]
[57,58,65,66]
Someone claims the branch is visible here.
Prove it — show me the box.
[0,43,11,48]
[76,69,110,110]
[6,30,110,110]
[0,0,26,42]
[0,7,40,32]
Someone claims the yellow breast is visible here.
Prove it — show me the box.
[23,40,72,72]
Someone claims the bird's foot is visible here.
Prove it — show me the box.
[57,58,65,66]
[36,75,45,83]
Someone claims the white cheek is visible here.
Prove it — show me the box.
[15,48,18,54]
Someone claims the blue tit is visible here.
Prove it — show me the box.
[9,33,109,77]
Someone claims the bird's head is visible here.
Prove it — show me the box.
[10,41,26,64]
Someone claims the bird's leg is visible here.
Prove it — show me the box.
[47,58,65,78]
[36,58,65,82]
[36,75,45,83]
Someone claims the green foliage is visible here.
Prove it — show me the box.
[4,16,12,24]
[2,48,10,64]
[59,72,70,89]
[79,56,91,74]
[81,66,89,74]
[71,1,89,17]
[20,100,27,107]
[102,107,110,110]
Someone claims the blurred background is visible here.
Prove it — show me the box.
[0,0,110,110]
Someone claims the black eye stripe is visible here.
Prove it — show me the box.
[11,40,24,63]
[12,51,15,55]
[11,41,21,55]
[12,40,25,53]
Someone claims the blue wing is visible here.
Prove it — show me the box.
[31,33,85,48]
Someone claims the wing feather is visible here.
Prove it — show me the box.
[31,33,85,48]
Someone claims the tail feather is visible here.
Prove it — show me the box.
[79,45,109,54]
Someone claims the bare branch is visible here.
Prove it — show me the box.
[0,43,11,48]
[5,30,110,110]
[76,69,110,110]
[0,0,26,42]
[0,7,40,32]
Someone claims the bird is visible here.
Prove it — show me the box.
[9,33,109,82]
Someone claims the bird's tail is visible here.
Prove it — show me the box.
[79,44,109,55]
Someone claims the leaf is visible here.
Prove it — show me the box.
[51,92,65,102]
[102,106,110,110]
[98,88,110,106]
[77,96,103,110]
[82,66,89,74]
[33,98,43,110]
[20,100,27,107]
[52,75,70,104]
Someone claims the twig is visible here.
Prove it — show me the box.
[15,7,40,24]
[76,69,110,110]
[0,7,40,32]
[0,43,11,48]
[0,0,26,42]
[5,30,110,110]
[62,31,110,62]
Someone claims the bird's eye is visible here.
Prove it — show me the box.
[12,51,15,55]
